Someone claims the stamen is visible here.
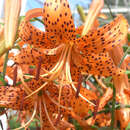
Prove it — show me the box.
[42,44,65,55]
[24,74,34,78]
[75,74,82,98]
[25,82,48,99]
[14,101,37,130]
[42,95,57,130]
[40,45,69,78]
[18,67,32,95]
[58,74,64,113]
[35,56,42,80]
[39,97,43,129]
[45,91,72,110]
[93,99,99,119]
[54,113,61,126]
[40,48,65,77]
[20,93,25,111]
[95,76,107,89]
[13,66,17,86]
[65,47,95,106]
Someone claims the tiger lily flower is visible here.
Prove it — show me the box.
[0,66,97,129]
[0,0,128,129]
[13,0,128,101]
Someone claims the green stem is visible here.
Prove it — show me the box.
[2,51,9,79]
[85,108,110,120]
[104,0,115,19]
[85,104,130,120]
[16,78,32,86]
[118,47,130,67]
[110,85,116,130]
[0,76,8,86]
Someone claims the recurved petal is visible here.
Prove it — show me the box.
[70,61,97,117]
[19,8,56,49]
[75,15,128,54]
[72,52,124,77]
[43,0,76,43]
[71,86,97,118]
[0,86,33,110]
[13,47,61,71]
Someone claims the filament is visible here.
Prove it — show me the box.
[14,101,37,130]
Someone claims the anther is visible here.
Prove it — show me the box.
[35,57,43,80]
[75,74,83,98]
[13,66,17,86]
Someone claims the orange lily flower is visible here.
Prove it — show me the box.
[0,67,97,129]
[0,0,129,129]
[13,0,128,100]
[11,0,128,127]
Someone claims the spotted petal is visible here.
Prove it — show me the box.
[19,8,57,49]
[72,52,124,77]
[75,15,128,54]
[43,0,76,43]
[0,86,33,110]
[13,47,61,71]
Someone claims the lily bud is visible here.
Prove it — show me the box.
[4,0,21,52]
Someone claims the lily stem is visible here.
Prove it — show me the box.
[85,104,130,120]
[2,51,9,79]
[110,85,116,130]
[104,0,115,19]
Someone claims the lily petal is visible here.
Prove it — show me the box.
[75,15,128,54]
[19,8,56,49]
[43,0,76,43]
[13,47,61,71]
[0,86,33,110]
[72,52,124,77]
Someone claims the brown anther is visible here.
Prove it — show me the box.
[20,93,25,111]
[35,56,43,80]
[54,113,61,126]
[76,74,83,98]
[13,66,17,86]
[92,99,99,119]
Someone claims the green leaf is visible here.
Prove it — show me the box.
[0,74,8,86]
[16,78,32,86]
[103,76,112,84]
[127,33,130,42]
[73,120,82,130]
[88,109,93,115]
